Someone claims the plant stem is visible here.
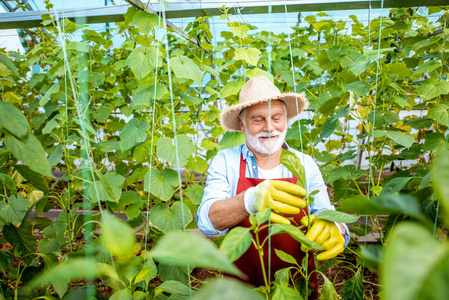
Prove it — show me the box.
[254,227,270,292]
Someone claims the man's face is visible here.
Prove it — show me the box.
[239,100,287,155]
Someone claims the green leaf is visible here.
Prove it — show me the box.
[156,135,196,167]
[94,104,114,123]
[427,104,449,127]
[0,101,30,139]
[379,177,413,196]
[230,22,250,38]
[218,131,245,149]
[170,55,202,86]
[416,80,449,101]
[40,82,60,106]
[320,275,339,300]
[202,65,219,77]
[220,81,245,99]
[48,145,64,168]
[183,184,204,205]
[159,264,189,283]
[386,131,414,148]
[14,165,48,195]
[341,269,364,300]
[158,280,194,296]
[3,223,36,264]
[110,289,132,300]
[5,133,53,177]
[0,51,20,77]
[0,173,16,195]
[193,278,265,300]
[132,84,168,108]
[101,213,136,258]
[130,11,160,35]
[271,224,322,250]
[316,105,350,144]
[272,284,304,300]
[126,46,162,80]
[144,168,178,201]
[413,60,441,76]
[0,194,30,223]
[382,223,449,300]
[29,258,99,290]
[119,118,149,150]
[343,80,373,98]
[275,249,297,265]
[280,149,306,188]
[316,210,359,223]
[66,41,88,52]
[149,202,192,233]
[349,56,369,76]
[88,172,125,203]
[151,231,241,276]
[219,227,252,262]
[235,47,261,65]
[245,68,273,80]
[433,149,449,220]
[134,266,157,284]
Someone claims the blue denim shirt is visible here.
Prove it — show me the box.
[197,143,350,247]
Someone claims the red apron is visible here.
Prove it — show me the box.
[233,154,318,297]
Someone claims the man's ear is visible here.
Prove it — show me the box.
[239,119,245,132]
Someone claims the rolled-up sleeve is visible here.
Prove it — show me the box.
[197,151,232,236]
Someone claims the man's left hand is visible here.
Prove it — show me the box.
[300,215,345,261]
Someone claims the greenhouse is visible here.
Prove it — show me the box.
[0,0,448,299]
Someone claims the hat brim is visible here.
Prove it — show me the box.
[220,92,308,132]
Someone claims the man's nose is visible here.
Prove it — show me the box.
[263,120,275,132]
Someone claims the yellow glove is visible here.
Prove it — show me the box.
[244,180,307,224]
[300,215,345,260]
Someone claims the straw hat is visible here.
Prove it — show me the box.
[220,76,308,132]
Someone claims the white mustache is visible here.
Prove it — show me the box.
[256,131,281,138]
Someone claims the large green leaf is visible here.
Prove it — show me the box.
[343,80,373,98]
[379,177,413,196]
[40,82,60,106]
[320,275,339,300]
[101,214,136,258]
[280,149,306,188]
[416,80,449,101]
[126,46,162,80]
[413,60,441,76]
[219,131,245,149]
[156,135,196,167]
[220,81,245,99]
[3,223,36,264]
[316,105,349,144]
[132,84,168,108]
[316,210,359,223]
[219,227,252,262]
[14,165,49,193]
[0,101,29,139]
[0,51,20,77]
[341,269,364,300]
[4,133,53,178]
[235,47,261,65]
[271,224,322,250]
[0,173,16,195]
[130,11,160,35]
[158,280,194,296]
[272,284,304,300]
[424,132,448,152]
[149,202,192,233]
[170,55,202,86]
[193,278,265,300]
[427,104,449,127]
[386,131,414,148]
[119,118,149,150]
[381,223,449,300]
[88,172,125,203]
[183,184,204,205]
[433,149,449,220]
[144,168,178,201]
[150,231,241,276]
[0,194,30,224]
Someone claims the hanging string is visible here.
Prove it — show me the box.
[53,7,118,296]
[160,4,193,295]
[142,9,162,278]
[283,2,311,291]
[267,0,273,287]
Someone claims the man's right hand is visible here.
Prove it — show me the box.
[244,180,307,224]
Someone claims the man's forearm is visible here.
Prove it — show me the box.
[209,192,249,231]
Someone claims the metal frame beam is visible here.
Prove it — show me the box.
[0,0,447,30]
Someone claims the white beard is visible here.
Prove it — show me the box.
[245,128,286,155]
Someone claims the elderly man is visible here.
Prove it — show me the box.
[197,76,349,290]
